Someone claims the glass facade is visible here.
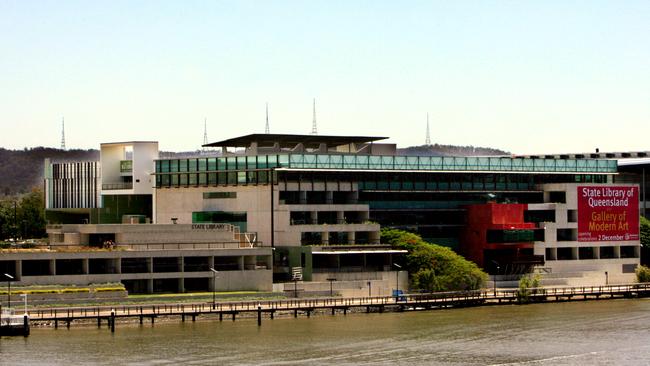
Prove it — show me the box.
[154,153,615,188]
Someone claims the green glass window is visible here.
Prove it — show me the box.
[179,159,188,172]
[170,160,178,173]
[198,158,207,172]
[179,174,188,186]
[208,158,217,171]
[188,159,198,172]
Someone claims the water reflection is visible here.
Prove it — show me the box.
[2,299,650,365]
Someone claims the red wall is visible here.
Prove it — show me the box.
[460,203,535,268]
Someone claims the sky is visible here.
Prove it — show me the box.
[0,1,648,154]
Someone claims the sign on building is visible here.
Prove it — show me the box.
[577,186,639,242]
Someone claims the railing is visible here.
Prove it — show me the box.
[120,242,266,250]
[102,183,133,190]
[26,283,650,322]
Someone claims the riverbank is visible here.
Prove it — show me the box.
[21,282,650,332]
[5,298,650,365]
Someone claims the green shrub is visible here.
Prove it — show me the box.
[636,265,650,283]
[381,228,488,292]
[516,274,541,303]
[95,287,126,292]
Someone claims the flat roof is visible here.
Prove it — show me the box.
[312,249,408,255]
[204,133,388,148]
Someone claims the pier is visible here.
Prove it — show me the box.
[24,283,650,332]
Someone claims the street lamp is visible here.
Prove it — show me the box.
[4,273,14,308]
[326,278,336,297]
[209,268,219,310]
[20,293,27,315]
[491,260,500,297]
[393,263,402,300]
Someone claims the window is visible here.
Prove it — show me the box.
[203,192,237,199]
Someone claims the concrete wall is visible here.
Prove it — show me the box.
[530,183,641,283]
[155,184,380,248]
[0,248,273,292]
[306,270,408,297]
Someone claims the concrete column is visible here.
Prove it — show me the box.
[347,231,356,244]
[325,191,333,204]
[360,211,369,222]
[614,246,621,259]
[350,190,359,204]
[571,247,579,260]
[49,259,56,275]
[209,256,215,270]
[369,231,380,244]
[337,211,345,224]
[179,256,184,273]
[147,279,154,294]
[310,211,318,225]
[321,231,329,245]
[12,260,21,281]
[147,257,153,273]
[178,278,185,293]
[115,258,122,274]
[82,258,89,274]
[299,191,307,204]
[238,256,244,270]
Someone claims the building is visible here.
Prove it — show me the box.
[29,134,643,292]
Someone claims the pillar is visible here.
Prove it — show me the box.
[337,211,345,224]
[82,258,89,274]
[347,231,356,244]
[50,259,56,275]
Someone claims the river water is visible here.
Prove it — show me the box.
[2,299,650,365]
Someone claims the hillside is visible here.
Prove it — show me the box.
[397,144,509,157]
[0,143,508,196]
[0,147,99,196]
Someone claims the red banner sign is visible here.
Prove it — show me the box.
[577,186,639,242]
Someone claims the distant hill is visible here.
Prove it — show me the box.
[0,147,99,196]
[398,144,509,157]
[0,143,508,196]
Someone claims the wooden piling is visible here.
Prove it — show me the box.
[110,311,115,333]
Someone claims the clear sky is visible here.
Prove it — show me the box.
[0,1,648,154]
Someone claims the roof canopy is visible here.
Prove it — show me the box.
[204,133,388,149]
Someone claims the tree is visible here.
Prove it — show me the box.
[381,228,488,292]
[18,188,46,238]
[0,197,18,239]
[516,274,541,303]
[641,216,650,249]
[636,265,650,283]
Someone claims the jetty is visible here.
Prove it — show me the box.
[21,283,650,333]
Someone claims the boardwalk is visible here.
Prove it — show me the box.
[26,283,650,332]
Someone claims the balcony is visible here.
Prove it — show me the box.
[120,160,133,173]
[102,182,133,190]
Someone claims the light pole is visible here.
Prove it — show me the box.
[20,293,27,315]
[493,266,500,297]
[605,271,609,286]
[4,273,14,308]
[393,263,402,300]
[326,278,336,297]
[367,281,372,297]
[491,260,500,297]
[210,268,218,310]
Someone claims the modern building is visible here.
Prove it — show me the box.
[31,134,643,292]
